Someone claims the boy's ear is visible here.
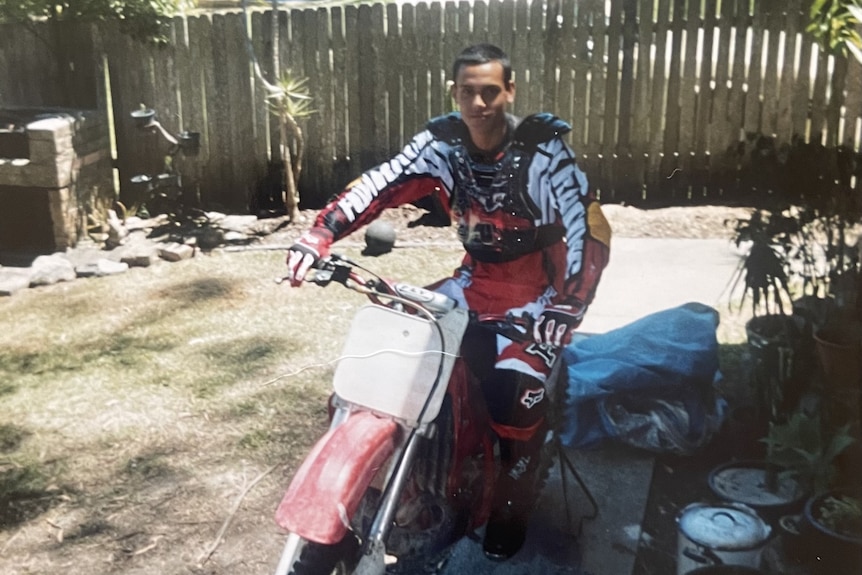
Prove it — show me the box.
[506,81,516,103]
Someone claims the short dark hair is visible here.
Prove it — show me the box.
[451,43,512,86]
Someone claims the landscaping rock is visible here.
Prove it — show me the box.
[0,267,32,296]
[158,242,195,262]
[223,230,251,244]
[217,214,258,233]
[120,251,156,268]
[105,209,129,249]
[75,259,130,278]
[193,227,224,250]
[29,254,76,287]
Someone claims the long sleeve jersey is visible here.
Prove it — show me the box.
[307,112,611,315]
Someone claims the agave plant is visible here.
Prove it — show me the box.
[265,71,315,221]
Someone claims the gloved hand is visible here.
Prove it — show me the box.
[285,228,333,286]
[533,301,585,347]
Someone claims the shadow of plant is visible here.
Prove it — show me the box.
[156,277,237,303]
[0,465,54,529]
[0,423,30,453]
[190,336,294,397]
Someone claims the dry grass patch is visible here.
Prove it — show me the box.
[0,244,461,574]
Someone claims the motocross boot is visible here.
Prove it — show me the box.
[483,460,537,560]
[483,409,549,560]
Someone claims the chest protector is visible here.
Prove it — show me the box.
[428,113,571,263]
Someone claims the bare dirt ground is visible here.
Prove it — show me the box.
[0,204,752,575]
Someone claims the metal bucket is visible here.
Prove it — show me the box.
[676,502,772,575]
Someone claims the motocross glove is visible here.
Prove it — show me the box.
[533,301,586,348]
[285,228,333,286]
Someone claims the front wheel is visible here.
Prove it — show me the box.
[275,532,361,575]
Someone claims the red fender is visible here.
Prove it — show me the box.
[275,410,399,544]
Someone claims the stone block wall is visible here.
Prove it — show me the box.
[0,109,114,259]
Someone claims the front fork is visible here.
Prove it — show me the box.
[355,427,425,573]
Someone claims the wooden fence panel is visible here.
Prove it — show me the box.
[188,15,218,206]
[414,4,432,128]
[761,0,783,139]
[726,0,748,149]
[512,0,530,113]
[0,22,58,107]
[527,0,545,114]
[707,0,735,196]
[107,28,162,207]
[743,1,765,136]
[386,3,403,152]
[208,15,233,208]
[317,7,335,194]
[845,54,862,149]
[5,1,862,211]
[400,4,419,140]
[790,0,814,140]
[175,16,205,205]
[344,4,362,183]
[428,3,446,117]
[555,0,576,132]
[776,0,802,143]
[693,0,717,198]
[250,11,271,171]
[646,0,671,191]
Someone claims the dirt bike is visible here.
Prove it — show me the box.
[273,254,595,575]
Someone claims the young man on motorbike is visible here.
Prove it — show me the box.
[286,43,611,561]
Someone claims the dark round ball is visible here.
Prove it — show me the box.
[364,220,396,255]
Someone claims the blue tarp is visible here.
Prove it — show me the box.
[559,302,727,455]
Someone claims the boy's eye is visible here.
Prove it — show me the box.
[456,86,503,101]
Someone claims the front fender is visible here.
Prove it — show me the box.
[275,410,399,544]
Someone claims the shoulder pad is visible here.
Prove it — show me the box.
[512,113,572,151]
[426,112,468,145]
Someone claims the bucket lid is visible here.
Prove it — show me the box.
[678,503,771,550]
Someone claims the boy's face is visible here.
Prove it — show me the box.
[452,61,515,145]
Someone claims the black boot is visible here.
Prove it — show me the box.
[482,452,540,560]
[480,369,548,560]
[482,480,532,560]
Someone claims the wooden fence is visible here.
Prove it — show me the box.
[1,0,861,210]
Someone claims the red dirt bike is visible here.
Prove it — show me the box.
[273,254,591,575]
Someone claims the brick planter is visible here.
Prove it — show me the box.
[0,108,113,263]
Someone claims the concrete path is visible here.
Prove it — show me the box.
[579,238,741,335]
[445,238,742,575]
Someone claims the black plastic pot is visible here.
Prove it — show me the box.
[777,513,808,567]
[802,491,862,575]
[708,460,807,525]
[745,314,806,419]
[130,108,156,128]
[178,130,200,156]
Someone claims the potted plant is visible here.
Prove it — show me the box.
[802,491,862,574]
[760,409,857,496]
[727,206,808,423]
[729,132,862,430]
[708,409,855,524]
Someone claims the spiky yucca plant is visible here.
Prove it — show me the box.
[265,71,315,220]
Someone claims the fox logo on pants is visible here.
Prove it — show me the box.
[520,388,545,409]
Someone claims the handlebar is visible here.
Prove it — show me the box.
[278,254,534,341]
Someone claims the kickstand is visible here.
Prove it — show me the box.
[555,438,598,537]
